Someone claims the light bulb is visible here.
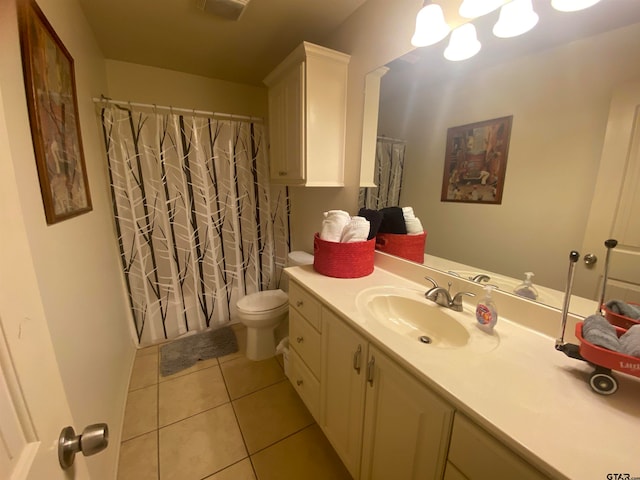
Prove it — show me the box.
[444,23,481,61]
[411,4,451,47]
[493,0,539,38]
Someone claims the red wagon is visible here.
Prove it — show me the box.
[555,243,640,395]
[557,322,640,395]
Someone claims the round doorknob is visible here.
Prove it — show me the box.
[58,423,109,469]
[584,253,597,266]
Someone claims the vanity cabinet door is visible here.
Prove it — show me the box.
[360,345,453,480]
[448,413,549,480]
[320,307,368,479]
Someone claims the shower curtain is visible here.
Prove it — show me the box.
[98,103,289,345]
[359,136,406,210]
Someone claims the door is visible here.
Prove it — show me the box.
[0,85,89,479]
[576,81,640,304]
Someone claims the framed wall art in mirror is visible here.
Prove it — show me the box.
[18,0,92,224]
[441,115,512,204]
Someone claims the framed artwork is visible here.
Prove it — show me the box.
[18,0,92,224]
[440,115,512,205]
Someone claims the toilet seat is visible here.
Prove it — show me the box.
[237,289,288,314]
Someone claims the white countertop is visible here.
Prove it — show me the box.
[286,263,640,480]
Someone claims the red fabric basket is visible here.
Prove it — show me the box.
[313,233,375,278]
[375,232,426,263]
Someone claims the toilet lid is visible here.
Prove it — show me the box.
[237,289,288,313]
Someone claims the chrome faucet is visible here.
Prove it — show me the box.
[424,276,475,312]
[470,273,491,283]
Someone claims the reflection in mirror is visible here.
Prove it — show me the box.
[366,1,640,314]
[358,137,405,210]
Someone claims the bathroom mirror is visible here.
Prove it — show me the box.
[363,1,640,313]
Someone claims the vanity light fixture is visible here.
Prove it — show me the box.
[444,23,481,61]
[493,0,539,38]
[459,0,504,18]
[551,0,602,12]
[411,3,451,47]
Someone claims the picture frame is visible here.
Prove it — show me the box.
[440,115,512,205]
[18,0,92,224]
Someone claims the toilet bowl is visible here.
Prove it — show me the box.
[237,251,314,361]
[237,289,289,361]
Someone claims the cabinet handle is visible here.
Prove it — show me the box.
[353,345,362,374]
[279,171,287,176]
[366,356,375,386]
[296,336,304,343]
[296,379,303,386]
[296,300,303,307]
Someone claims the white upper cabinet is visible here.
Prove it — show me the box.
[264,42,350,186]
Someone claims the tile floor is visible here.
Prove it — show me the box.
[117,324,351,480]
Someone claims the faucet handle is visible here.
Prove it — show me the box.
[424,276,438,288]
[453,291,475,301]
[451,291,475,311]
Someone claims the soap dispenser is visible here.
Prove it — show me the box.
[476,285,498,332]
[514,272,539,300]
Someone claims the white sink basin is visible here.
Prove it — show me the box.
[356,285,500,352]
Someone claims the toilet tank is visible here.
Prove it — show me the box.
[281,251,314,292]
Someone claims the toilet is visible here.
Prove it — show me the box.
[236,251,314,361]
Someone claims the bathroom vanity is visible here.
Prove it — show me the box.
[286,254,640,480]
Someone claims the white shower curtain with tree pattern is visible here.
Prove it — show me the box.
[98,103,289,345]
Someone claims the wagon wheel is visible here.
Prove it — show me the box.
[589,369,618,395]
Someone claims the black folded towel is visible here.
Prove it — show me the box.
[358,208,383,240]
[379,207,407,234]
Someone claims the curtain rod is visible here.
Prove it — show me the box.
[377,135,406,143]
[92,96,263,124]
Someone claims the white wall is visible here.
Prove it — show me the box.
[379,23,640,291]
[105,60,268,118]
[0,0,133,477]
[288,0,423,253]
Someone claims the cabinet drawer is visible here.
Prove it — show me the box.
[289,308,321,377]
[289,282,321,331]
[448,413,548,480]
[289,349,320,420]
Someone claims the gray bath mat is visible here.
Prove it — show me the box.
[160,327,238,377]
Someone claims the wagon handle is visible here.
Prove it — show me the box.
[597,239,618,315]
[556,251,580,350]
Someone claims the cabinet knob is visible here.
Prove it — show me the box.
[296,300,303,307]
[296,336,304,343]
[279,171,287,176]
[296,379,303,386]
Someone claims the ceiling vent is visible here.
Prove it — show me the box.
[196,0,251,21]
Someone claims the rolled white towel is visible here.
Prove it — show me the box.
[402,206,415,219]
[405,217,424,235]
[320,210,350,242]
[341,216,370,243]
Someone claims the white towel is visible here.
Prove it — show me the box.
[402,206,415,219]
[405,217,424,235]
[341,216,370,243]
[320,210,350,242]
